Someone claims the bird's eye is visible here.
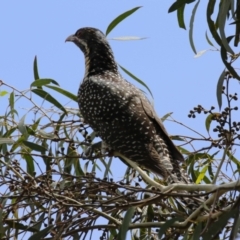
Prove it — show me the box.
[75,30,82,36]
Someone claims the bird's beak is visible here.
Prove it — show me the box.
[65,34,76,42]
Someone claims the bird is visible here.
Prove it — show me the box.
[65,27,189,184]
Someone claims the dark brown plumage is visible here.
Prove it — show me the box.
[66,27,189,184]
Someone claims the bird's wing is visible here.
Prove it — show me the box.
[138,94,184,162]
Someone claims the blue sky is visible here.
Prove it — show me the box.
[0,1,223,118]
[0,1,239,239]
[1,1,227,151]
[1,1,234,177]
[0,1,225,136]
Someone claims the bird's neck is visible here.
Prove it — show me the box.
[84,45,118,77]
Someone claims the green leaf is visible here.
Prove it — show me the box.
[26,126,36,136]
[171,135,184,141]
[158,217,183,238]
[216,70,226,110]
[193,223,202,240]
[31,79,59,87]
[33,56,40,80]
[110,36,147,41]
[22,153,35,176]
[189,0,200,54]
[196,164,208,184]
[23,140,47,152]
[178,146,191,155]
[18,114,29,139]
[38,130,55,138]
[230,20,240,25]
[103,157,113,178]
[40,139,51,172]
[9,91,14,111]
[207,0,222,47]
[10,135,24,152]
[177,5,186,29]
[119,65,153,99]
[161,112,173,122]
[205,113,213,132]
[205,31,214,46]
[168,0,195,13]
[202,208,237,240]
[194,50,207,58]
[74,158,84,176]
[32,117,41,131]
[208,161,214,180]
[0,138,14,144]
[218,0,234,55]
[45,85,78,102]
[106,7,142,36]
[33,212,45,231]
[28,225,54,240]
[0,90,8,97]
[3,127,17,138]
[4,221,37,232]
[32,88,67,114]
[187,153,211,162]
[230,206,240,240]
[55,113,66,132]
[226,151,240,169]
[220,38,240,81]
[64,144,76,174]
[0,195,9,235]
[147,205,154,222]
[186,153,211,182]
[117,207,135,240]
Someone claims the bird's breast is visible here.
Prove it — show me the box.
[77,74,155,151]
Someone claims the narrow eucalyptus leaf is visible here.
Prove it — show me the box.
[23,141,47,152]
[119,65,153,99]
[18,114,29,138]
[28,225,54,240]
[109,36,147,41]
[33,56,40,80]
[189,0,200,54]
[106,7,142,36]
[0,138,14,144]
[194,49,207,58]
[207,0,222,46]
[177,5,186,29]
[45,85,77,102]
[205,113,213,132]
[216,70,226,110]
[9,91,14,111]
[205,31,214,46]
[196,164,208,183]
[158,217,183,238]
[32,88,67,114]
[220,38,240,81]
[218,0,234,55]
[31,79,59,87]
[22,153,35,176]
[117,207,135,240]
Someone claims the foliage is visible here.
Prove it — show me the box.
[0,2,240,240]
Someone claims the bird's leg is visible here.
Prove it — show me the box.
[84,141,102,158]
[84,140,113,158]
[101,141,109,154]
[101,141,115,156]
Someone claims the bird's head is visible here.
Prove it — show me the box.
[65,27,110,55]
[65,27,118,76]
